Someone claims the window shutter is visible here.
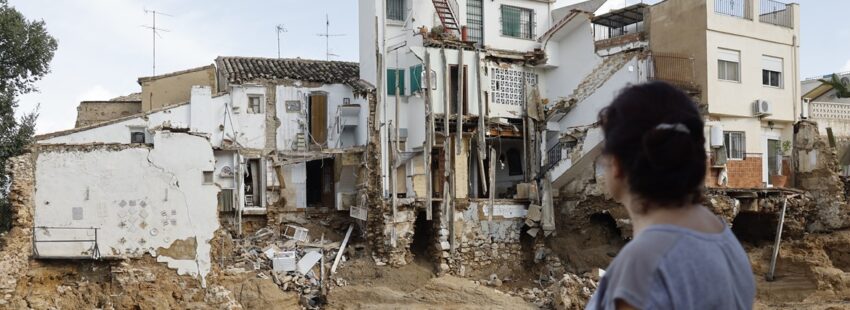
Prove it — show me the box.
[410,65,423,93]
[387,69,405,95]
[718,49,740,63]
[387,69,396,95]
[762,56,782,73]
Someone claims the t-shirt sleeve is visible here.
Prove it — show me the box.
[600,232,681,309]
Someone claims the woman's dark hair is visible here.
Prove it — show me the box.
[598,81,706,210]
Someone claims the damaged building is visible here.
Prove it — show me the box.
[27,56,374,288]
[5,0,850,308]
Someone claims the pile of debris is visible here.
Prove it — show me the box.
[224,223,357,309]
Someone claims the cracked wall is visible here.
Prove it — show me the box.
[32,132,219,283]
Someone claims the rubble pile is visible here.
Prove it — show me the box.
[223,223,361,309]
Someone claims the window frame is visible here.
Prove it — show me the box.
[717,49,741,82]
[500,5,535,40]
[761,55,783,88]
[724,131,746,160]
[247,94,264,114]
[386,0,406,22]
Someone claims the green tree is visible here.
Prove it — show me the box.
[818,73,850,99]
[0,0,57,231]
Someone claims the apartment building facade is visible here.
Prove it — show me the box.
[649,0,801,188]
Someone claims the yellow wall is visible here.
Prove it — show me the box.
[140,65,217,111]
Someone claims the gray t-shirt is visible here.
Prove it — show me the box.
[586,224,755,310]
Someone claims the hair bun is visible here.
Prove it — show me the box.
[641,127,695,171]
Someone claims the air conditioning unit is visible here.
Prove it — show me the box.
[753,99,772,117]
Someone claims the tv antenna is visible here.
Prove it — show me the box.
[276,24,287,58]
[316,14,345,61]
[141,9,172,76]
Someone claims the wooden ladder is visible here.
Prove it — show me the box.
[432,0,460,35]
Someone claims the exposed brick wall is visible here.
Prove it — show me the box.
[706,154,764,188]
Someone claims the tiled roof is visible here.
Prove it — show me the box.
[216,56,362,87]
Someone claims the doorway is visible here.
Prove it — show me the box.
[306,158,335,208]
[309,92,328,146]
[244,158,263,208]
[449,65,468,115]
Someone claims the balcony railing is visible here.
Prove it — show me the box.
[593,22,645,42]
[544,141,563,173]
[649,53,699,92]
[715,0,753,19]
[32,226,101,259]
[759,0,793,28]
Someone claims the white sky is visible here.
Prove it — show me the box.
[8,0,845,134]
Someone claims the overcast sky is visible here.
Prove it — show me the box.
[8,0,842,133]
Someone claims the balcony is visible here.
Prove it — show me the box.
[715,0,752,19]
[592,4,648,52]
[649,53,700,93]
[714,0,794,29]
[759,0,793,28]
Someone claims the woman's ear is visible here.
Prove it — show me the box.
[608,156,625,180]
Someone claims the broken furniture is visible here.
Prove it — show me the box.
[283,225,310,242]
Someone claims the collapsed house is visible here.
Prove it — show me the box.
[29,57,373,286]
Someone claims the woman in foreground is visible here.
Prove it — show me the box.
[585,82,755,310]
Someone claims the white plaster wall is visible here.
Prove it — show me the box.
[33,132,219,283]
[275,84,368,151]
[229,86,267,149]
[214,150,236,189]
[482,0,550,52]
[557,57,643,129]
[543,15,601,100]
[40,105,191,145]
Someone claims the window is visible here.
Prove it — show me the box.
[724,131,746,160]
[248,95,263,113]
[130,127,146,144]
[386,0,405,21]
[762,56,783,88]
[501,5,534,40]
[717,49,741,82]
[467,0,484,45]
[387,69,405,96]
[409,64,423,94]
[130,132,146,144]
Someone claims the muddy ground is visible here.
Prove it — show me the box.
[5,227,850,309]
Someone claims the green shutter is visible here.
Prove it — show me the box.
[387,69,406,96]
[410,64,423,93]
[502,6,521,37]
[387,69,395,95]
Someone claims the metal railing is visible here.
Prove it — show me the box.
[501,5,535,40]
[593,22,644,42]
[32,226,101,259]
[759,0,793,28]
[544,141,563,173]
[715,0,752,19]
[467,0,484,45]
[650,53,699,91]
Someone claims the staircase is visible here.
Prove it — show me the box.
[432,0,460,36]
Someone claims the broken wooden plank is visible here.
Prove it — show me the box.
[331,224,354,274]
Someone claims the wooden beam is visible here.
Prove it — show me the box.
[424,50,434,221]
[330,224,353,274]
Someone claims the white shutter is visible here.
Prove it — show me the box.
[718,49,740,63]
[762,56,783,73]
